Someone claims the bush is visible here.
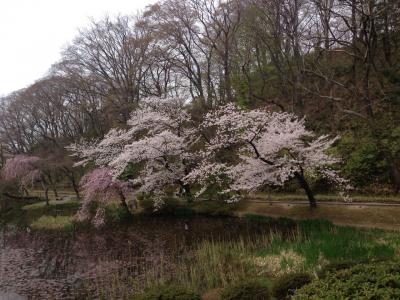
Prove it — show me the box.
[293,260,400,299]
[191,200,238,216]
[138,195,194,216]
[317,260,359,278]
[137,193,155,213]
[220,279,271,300]
[0,180,20,213]
[272,272,312,300]
[132,285,201,300]
[105,203,133,223]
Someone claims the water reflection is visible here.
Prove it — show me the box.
[0,216,290,299]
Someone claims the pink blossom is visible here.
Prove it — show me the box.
[1,155,42,189]
[68,97,193,206]
[78,167,133,226]
[189,104,350,199]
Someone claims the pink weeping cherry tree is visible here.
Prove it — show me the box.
[68,96,195,210]
[185,103,350,208]
[77,167,134,227]
[1,154,52,205]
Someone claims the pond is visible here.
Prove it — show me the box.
[0,216,291,299]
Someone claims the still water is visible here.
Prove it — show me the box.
[0,216,288,299]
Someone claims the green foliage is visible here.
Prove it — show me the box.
[293,260,400,299]
[0,180,20,213]
[258,219,396,269]
[317,260,360,278]
[337,133,389,187]
[138,195,194,216]
[220,279,271,300]
[105,202,132,223]
[132,285,201,300]
[190,200,238,216]
[119,162,144,181]
[272,272,312,300]
[137,193,154,213]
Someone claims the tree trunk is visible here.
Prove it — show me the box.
[62,167,81,201]
[177,180,192,202]
[47,174,59,200]
[118,191,132,216]
[294,171,317,208]
[44,187,50,206]
[22,187,30,197]
[71,175,81,201]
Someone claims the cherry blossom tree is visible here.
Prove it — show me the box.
[185,103,350,208]
[68,96,194,208]
[77,167,134,227]
[69,98,349,210]
[0,155,52,205]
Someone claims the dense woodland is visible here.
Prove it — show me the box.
[1,0,400,203]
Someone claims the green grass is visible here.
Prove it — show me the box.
[22,198,78,210]
[255,218,397,270]
[0,197,80,229]
[31,215,75,231]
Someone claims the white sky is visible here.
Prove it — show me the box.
[0,0,157,96]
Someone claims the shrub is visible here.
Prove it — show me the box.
[132,284,201,300]
[157,197,184,215]
[317,260,359,278]
[0,180,20,213]
[105,203,133,223]
[220,279,271,300]
[191,200,238,216]
[137,193,154,213]
[138,195,181,214]
[272,272,312,300]
[138,195,194,216]
[293,260,400,299]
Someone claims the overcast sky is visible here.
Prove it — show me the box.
[0,0,157,96]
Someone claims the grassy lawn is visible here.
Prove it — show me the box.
[0,198,79,230]
[22,198,79,210]
[31,215,75,231]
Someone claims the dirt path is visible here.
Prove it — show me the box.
[239,200,400,230]
[248,199,400,207]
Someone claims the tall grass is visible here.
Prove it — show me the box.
[258,219,396,270]
[84,217,400,299]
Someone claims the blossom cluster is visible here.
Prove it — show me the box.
[76,167,133,227]
[191,104,350,196]
[69,97,193,223]
[66,98,349,225]
[1,155,42,189]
